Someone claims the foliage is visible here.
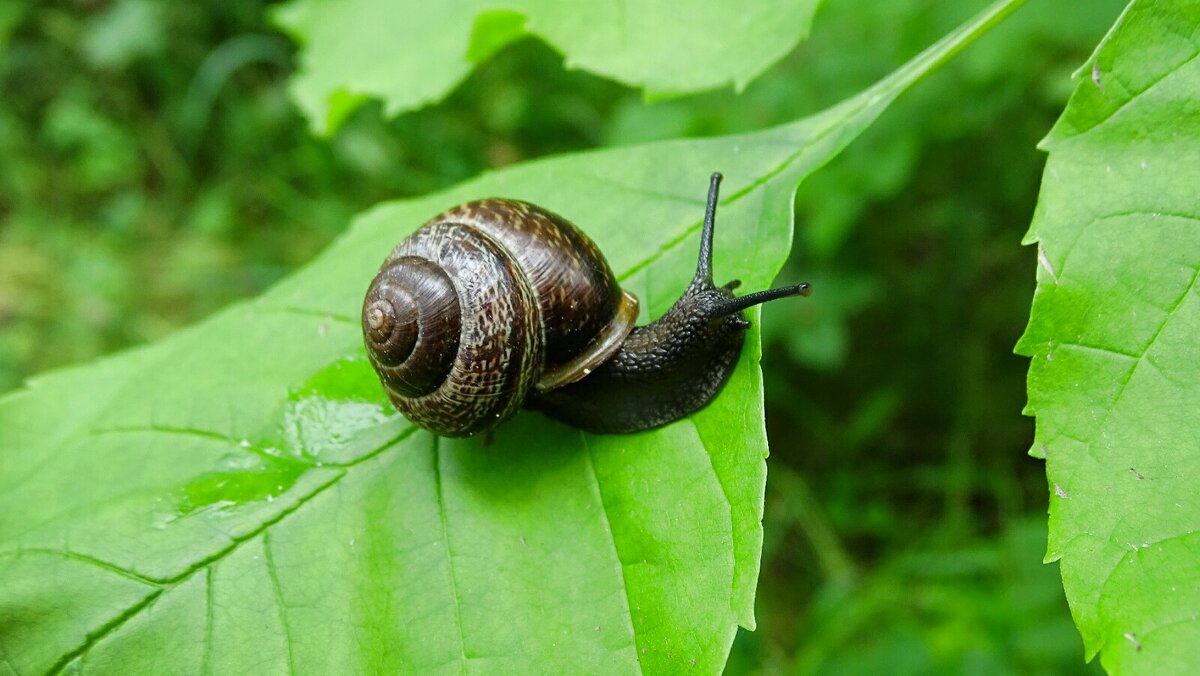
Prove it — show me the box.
[0,0,364,395]
[0,4,1029,671]
[0,0,1152,673]
[274,0,822,134]
[1017,1,1200,671]
[732,501,1092,675]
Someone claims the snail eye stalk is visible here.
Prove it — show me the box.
[692,172,811,318]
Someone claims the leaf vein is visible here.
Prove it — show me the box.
[263,532,297,675]
[90,425,310,467]
[1134,615,1200,643]
[47,590,164,674]
[42,427,417,672]
[580,433,642,667]
[684,421,738,617]
[1073,43,1200,138]
[1057,341,1140,360]
[203,567,214,676]
[0,549,162,587]
[1060,259,1200,468]
[1114,262,1200,403]
[432,436,468,672]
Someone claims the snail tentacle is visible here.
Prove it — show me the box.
[529,173,811,434]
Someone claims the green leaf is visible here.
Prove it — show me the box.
[273,0,823,135]
[1016,0,1200,671]
[0,2,1022,672]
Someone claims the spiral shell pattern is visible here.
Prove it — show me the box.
[363,199,631,437]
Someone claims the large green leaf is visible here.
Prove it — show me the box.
[0,2,1022,672]
[273,0,822,135]
[1017,0,1200,672]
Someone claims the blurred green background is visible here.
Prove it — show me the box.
[0,0,1124,672]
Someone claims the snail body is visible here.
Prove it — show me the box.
[363,173,809,437]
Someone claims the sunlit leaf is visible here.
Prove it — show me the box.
[1017,1,1200,671]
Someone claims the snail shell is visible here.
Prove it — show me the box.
[363,199,638,436]
[363,174,809,437]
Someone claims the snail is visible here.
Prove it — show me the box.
[362,173,810,437]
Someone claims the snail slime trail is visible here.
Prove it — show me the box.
[362,173,811,437]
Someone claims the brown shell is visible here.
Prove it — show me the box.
[431,200,625,368]
[362,199,634,437]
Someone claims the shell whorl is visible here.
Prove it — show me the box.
[363,256,461,397]
[363,219,543,437]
